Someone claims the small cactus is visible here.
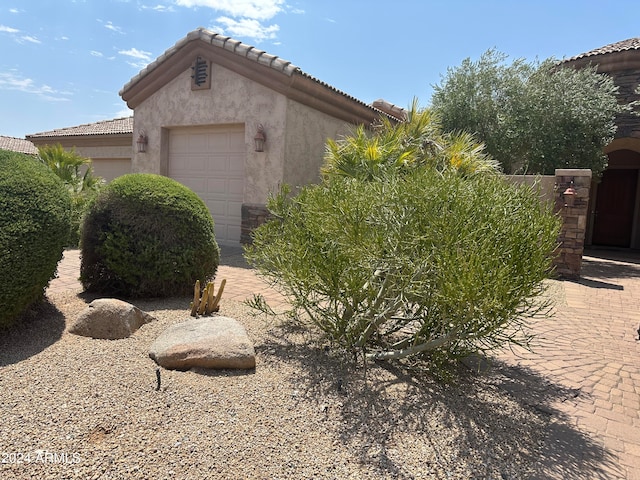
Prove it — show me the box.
[190,279,226,317]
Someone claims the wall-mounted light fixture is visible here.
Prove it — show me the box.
[136,130,148,153]
[254,124,266,152]
[562,180,576,207]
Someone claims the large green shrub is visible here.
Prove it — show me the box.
[246,108,560,367]
[0,150,72,328]
[80,173,219,298]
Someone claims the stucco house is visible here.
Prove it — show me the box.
[28,28,402,246]
[564,38,640,250]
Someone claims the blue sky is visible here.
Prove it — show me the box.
[1,0,639,138]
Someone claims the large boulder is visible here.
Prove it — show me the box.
[149,316,255,370]
[69,298,155,339]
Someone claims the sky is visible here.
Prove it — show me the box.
[1,0,640,139]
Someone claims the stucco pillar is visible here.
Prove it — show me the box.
[553,169,592,278]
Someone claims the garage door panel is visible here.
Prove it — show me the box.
[169,135,188,153]
[188,133,210,152]
[207,134,230,150]
[214,223,228,240]
[169,126,245,245]
[227,225,241,243]
[173,176,207,192]
[206,199,227,216]
[228,200,243,217]
[180,155,208,172]
[228,179,244,195]
[207,178,227,194]
[229,154,245,172]
[209,156,230,172]
[228,134,245,150]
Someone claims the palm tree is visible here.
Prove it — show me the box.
[37,144,104,246]
[37,144,103,194]
[321,99,500,180]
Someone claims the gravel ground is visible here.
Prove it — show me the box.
[0,290,552,480]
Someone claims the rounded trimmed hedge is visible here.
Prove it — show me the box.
[80,173,219,298]
[0,150,72,329]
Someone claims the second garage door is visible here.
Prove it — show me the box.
[168,125,245,245]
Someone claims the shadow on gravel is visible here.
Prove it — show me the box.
[0,299,66,366]
[256,327,620,480]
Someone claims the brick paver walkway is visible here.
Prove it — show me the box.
[48,248,640,479]
[498,251,640,480]
[48,246,287,308]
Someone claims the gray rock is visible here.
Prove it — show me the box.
[149,316,255,370]
[69,298,155,340]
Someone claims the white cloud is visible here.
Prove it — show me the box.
[118,47,153,69]
[0,25,20,33]
[214,16,279,42]
[20,35,41,44]
[0,71,72,101]
[9,8,20,14]
[141,4,175,12]
[115,105,134,117]
[103,20,124,34]
[119,47,152,61]
[175,0,284,21]
[90,50,104,57]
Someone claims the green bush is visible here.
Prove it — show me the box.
[246,107,560,367]
[0,150,72,328]
[80,173,219,298]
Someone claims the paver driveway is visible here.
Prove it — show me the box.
[497,251,640,480]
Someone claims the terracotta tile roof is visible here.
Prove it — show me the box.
[120,28,403,122]
[27,116,133,139]
[566,38,640,62]
[0,135,38,155]
[120,28,298,93]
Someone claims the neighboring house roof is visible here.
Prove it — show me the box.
[0,135,38,155]
[371,99,408,121]
[27,117,133,139]
[120,28,403,125]
[566,38,640,62]
[563,37,640,72]
[26,117,133,148]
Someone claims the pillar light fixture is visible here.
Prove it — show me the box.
[562,180,576,207]
[136,131,148,153]
[254,124,266,152]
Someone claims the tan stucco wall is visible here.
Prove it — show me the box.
[283,98,353,190]
[506,174,556,206]
[131,64,288,205]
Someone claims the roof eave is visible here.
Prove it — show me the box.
[564,50,640,73]
[27,132,132,147]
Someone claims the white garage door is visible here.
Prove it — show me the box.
[168,125,245,245]
[92,158,131,182]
